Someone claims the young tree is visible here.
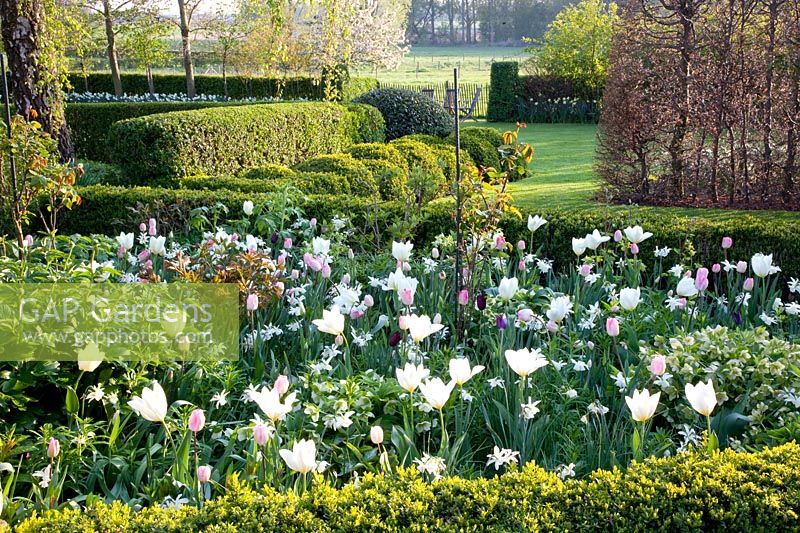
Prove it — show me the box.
[1,0,74,160]
[119,9,171,95]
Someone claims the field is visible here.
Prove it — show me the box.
[352,45,528,85]
[479,122,800,222]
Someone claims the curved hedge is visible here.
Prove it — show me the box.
[13,444,800,532]
[293,154,377,197]
[354,88,453,140]
[108,102,384,187]
[182,172,352,196]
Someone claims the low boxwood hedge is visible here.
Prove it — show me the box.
[12,444,800,532]
[108,102,385,187]
[182,172,352,196]
[293,154,377,197]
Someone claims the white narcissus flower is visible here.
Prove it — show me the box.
[392,241,414,262]
[128,381,168,423]
[584,229,610,250]
[249,386,297,423]
[623,225,653,244]
[527,215,547,232]
[242,200,254,216]
[625,389,660,422]
[116,232,134,252]
[751,253,779,278]
[676,276,699,297]
[685,380,717,417]
[405,314,444,343]
[504,348,549,378]
[148,235,166,256]
[312,237,331,256]
[546,295,572,323]
[497,277,519,300]
[396,363,430,393]
[312,307,345,336]
[448,358,485,386]
[572,238,587,257]
[619,287,642,311]
[418,378,456,410]
[279,439,317,474]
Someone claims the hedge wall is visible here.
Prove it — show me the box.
[66,101,240,162]
[487,62,519,122]
[108,102,385,187]
[12,444,800,532]
[66,72,378,101]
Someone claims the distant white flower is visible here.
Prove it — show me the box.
[488,377,506,390]
[584,229,610,250]
[418,378,456,410]
[587,400,609,416]
[623,225,653,244]
[392,241,414,262]
[497,277,519,300]
[396,363,429,393]
[486,446,520,470]
[448,358,485,386]
[527,215,547,232]
[676,277,698,298]
[669,265,684,278]
[625,389,660,422]
[760,313,778,326]
[128,382,168,423]
[211,390,229,408]
[116,232,134,252]
[279,439,317,474]
[685,380,717,417]
[619,287,641,311]
[505,348,549,378]
[520,397,541,419]
[312,307,345,337]
[546,295,572,323]
[148,235,166,256]
[414,453,447,479]
[86,385,105,402]
[572,238,587,257]
[751,253,780,278]
[789,278,800,294]
[242,200,254,216]
[32,465,52,488]
[654,247,671,258]
[312,237,331,256]
[555,463,576,479]
[406,314,444,343]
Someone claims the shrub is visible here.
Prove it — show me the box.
[108,103,384,187]
[293,154,377,197]
[14,443,800,532]
[77,160,122,186]
[182,172,351,196]
[447,129,501,169]
[343,103,386,144]
[401,133,450,147]
[346,143,409,172]
[239,164,296,182]
[66,101,235,162]
[389,139,447,202]
[487,62,519,122]
[459,126,505,149]
[354,88,453,140]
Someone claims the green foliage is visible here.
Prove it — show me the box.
[487,62,519,122]
[530,0,618,97]
[15,443,800,532]
[239,164,296,182]
[293,154,377,197]
[66,72,378,101]
[354,88,453,140]
[447,128,501,169]
[346,143,410,200]
[65,102,235,162]
[76,160,122,186]
[389,139,448,202]
[181,172,352,196]
[401,133,450,147]
[343,103,387,144]
[108,103,384,187]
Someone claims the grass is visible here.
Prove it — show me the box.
[352,45,527,85]
[475,122,800,222]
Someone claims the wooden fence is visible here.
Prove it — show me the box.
[377,81,488,118]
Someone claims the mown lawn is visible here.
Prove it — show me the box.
[477,122,800,222]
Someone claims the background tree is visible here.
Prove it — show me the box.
[1,0,74,160]
[119,8,171,95]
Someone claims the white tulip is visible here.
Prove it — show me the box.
[619,287,641,311]
[527,215,547,232]
[312,307,345,336]
[242,200,254,216]
[76,342,103,372]
[751,253,779,278]
[676,276,699,297]
[312,237,331,256]
[148,235,166,256]
[249,386,297,423]
[116,232,134,252]
[128,381,168,422]
[448,358,485,386]
[685,380,717,417]
[584,229,610,250]
[546,295,572,323]
[572,238,587,257]
[279,439,317,474]
[396,362,430,393]
[418,378,456,410]
[625,389,660,422]
[497,277,519,300]
[385,268,419,294]
[504,348,549,378]
[392,241,414,262]
[405,314,444,342]
[623,225,653,244]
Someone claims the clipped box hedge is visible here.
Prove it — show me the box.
[12,444,800,532]
[66,101,240,162]
[67,72,378,101]
[108,102,385,187]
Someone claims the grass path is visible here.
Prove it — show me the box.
[475,122,800,222]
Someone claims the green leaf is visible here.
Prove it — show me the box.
[65,386,79,415]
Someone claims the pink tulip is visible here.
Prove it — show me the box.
[188,409,205,433]
[363,294,374,307]
[47,437,60,459]
[246,293,259,311]
[721,236,733,249]
[518,260,527,271]
[370,425,384,445]
[348,248,355,259]
[579,264,592,277]
[517,308,534,322]
[253,423,270,446]
[695,268,709,291]
[321,262,332,278]
[677,298,687,309]
[335,334,344,346]
[309,218,317,228]
[712,263,721,273]
[458,290,469,305]
[350,308,364,320]
[545,320,559,332]
[433,313,442,325]
[606,317,620,337]
[342,273,351,286]
[736,261,748,274]
[23,234,34,247]
[274,375,290,395]
[517,240,526,251]
[290,269,300,280]
[303,253,323,272]
[148,218,157,236]
[648,355,667,376]
[283,237,293,249]
[197,465,212,484]
[743,277,754,291]
[494,234,506,250]
[139,222,147,233]
[630,242,639,255]
[613,229,623,242]
[398,315,410,330]
[400,287,415,306]
[137,249,151,263]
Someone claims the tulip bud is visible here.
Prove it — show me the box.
[606,317,620,337]
[518,260,527,272]
[246,293,259,312]
[630,242,639,255]
[47,437,60,459]
[476,294,487,311]
[517,240,525,250]
[433,313,442,325]
[277,254,286,266]
[271,233,279,244]
[253,423,270,446]
[517,308,534,322]
[290,269,300,280]
[496,314,508,330]
[400,287,415,306]
[545,320,558,332]
[274,375,290,395]
[613,229,623,242]
[284,237,293,249]
[458,289,469,305]
[177,335,191,352]
[335,334,344,346]
[188,409,206,433]
[388,331,402,347]
[431,247,440,259]
[648,355,667,376]
[579,264,592,277]
[197,465,212,484]
[23,234,34,247]
[398,315,410,330]
[309,218,317,228]
[363,294,374,307]
[139,222,147,232]
[321,263,332,278]
[148,218,157,236]
[350,308,364,320]
[342,273,351,286]
[370,425,384,445]
[743,277,754,291]
[736,261,748,274]
[348,248,355,259]
[402,262,412,272]
[721,236,733,249]
[712,263,721,273]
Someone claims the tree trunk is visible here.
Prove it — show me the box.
[0,0,74,161]
[146,66,155,95]
[102,0,123,96]
[177,0,196,97]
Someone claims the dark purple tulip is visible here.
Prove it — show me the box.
[271,233,279,244]
[476,294,487,311]
[388,331,402,347]
[496,314,508,330]
[732,311,742,325]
